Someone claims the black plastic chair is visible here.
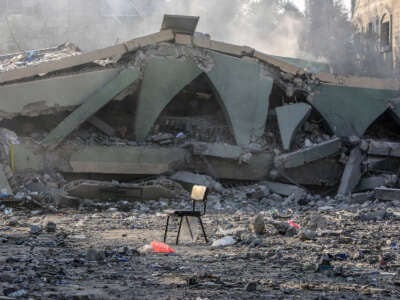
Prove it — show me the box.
[163,185,209,245]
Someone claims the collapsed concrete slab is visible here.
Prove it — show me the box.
[0,30,174,84]
[275,138,342,169]
[191,142,243,160]
[64,179,182,201]
[262,181,306,197]
[192,152,273,181]
[276,103,312,151]
[337,147,365,196]
[280,159,342,186]
[12,143,188,175]
[309,84,398,137]
[356,175,397,192]
[0,68,123,119]
[170,171,223,191]
[42,68,140,148]
[375,187,400,201]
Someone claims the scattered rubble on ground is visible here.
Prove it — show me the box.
[1,15,400,298]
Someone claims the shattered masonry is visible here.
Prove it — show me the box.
[0,15,400,201]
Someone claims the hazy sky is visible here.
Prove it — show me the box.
[291,0,351,12]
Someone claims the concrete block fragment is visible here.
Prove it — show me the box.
[191,142,242,160]
[275,138,342,169]
[69,146,187,175]
[161,15,199,35]
[0,68,122,118]
[0,30,174,84]
[175,34,193,45]
[350,192,375,204]
[276,103,312,150]
[13,143,187,175]
[337,147,364,196]
[375,187,400,201]
[262,181,305,197]
[88,116,117,137]
[124,30,175,51]
[366,140,400,157]
[170,171,222,191]
[356,175,397,192]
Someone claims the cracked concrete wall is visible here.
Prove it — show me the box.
[134,47,274,145]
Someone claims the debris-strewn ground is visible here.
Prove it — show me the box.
[1,187,400,299]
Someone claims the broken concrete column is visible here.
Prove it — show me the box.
[337,147,364,196]
[0,163,12,195]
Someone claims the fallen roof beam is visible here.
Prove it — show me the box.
[0,30,174,84]
[275,138,342,169]
[42,68,139,148]
[316,72,400,91]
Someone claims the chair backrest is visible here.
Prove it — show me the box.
[190,185,208,214]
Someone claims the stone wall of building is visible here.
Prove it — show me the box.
[352,0,400,70]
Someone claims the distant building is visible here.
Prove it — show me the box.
[0,0,152,53]
[352,0,400,70]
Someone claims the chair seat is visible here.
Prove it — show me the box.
[167,210,202,217]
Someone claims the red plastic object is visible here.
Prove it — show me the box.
[151,241,176,254]
[288,220,301,229]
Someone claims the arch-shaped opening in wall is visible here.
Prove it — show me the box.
[150,73,236,144]
[265,85,334,152]
[364,109,400,141]
[380,13,391,50]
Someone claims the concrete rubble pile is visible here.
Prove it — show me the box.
[0,15,400,298]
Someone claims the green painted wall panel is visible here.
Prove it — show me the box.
[310,84,398,137]
[135,57,202,141]
[206,52,273,145]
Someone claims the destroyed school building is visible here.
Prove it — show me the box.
[352,0,400,70]
[0,15,400,205]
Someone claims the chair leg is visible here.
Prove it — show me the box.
[176,216,183,245]
[198,216,208,243]
[185,216,194,241]
[163,215,170,243]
